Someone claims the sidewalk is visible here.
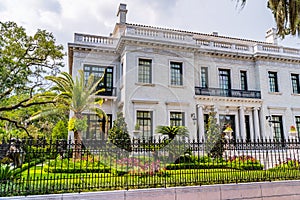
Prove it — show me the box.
[2,180,300,200]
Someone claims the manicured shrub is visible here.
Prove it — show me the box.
[44,166,110,173]
[227,155,263,170]
[174,155,195,164]
[166,162,228,170]
[108,112,132,152]
[270,158,300,170]
[166,155,263,170]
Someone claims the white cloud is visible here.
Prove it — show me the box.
[0,0,299,66]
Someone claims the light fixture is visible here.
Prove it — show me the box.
[223,125,233,140]
[191,113,197,125]
[266,115,276,127]
[288,125,297,138]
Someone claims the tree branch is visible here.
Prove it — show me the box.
[0,88,13,100]
[0,116,32,138]
[0,97,56,112]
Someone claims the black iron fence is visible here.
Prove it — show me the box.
[1,138,300,197]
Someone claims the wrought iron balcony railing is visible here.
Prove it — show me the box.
[97,87,117,97]
[195,87,261,99]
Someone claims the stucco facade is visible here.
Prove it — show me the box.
[68,4,300,141]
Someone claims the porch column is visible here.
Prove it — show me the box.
[213,106,219,124]
[253,107,261,140]
[239,106,246,141]
[197,105,205,140]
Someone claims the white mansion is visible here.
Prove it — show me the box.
[68,4,300,141]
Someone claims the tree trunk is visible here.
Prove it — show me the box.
[73,130,82,160]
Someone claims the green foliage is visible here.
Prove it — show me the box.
[227,155,263,170]
[45,70,104,116]
[13,158,45,175]
[0,164,15,183]
[0,21,64,137]
[174,154,196,164]
[52,120,68,141]
[67,117,87,132]
[156,125,189,140]
[236,0,300,37]
[205,112,225,158]
[108,112,132,152]
[167,154,263,170]
[166,162,228,170]
[45,70,106,145]
[270,159,300,170]
[44,157,110,173]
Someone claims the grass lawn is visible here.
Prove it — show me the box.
[4,166,298,196]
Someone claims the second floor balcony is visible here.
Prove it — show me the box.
[97,87,117,97]
[195,87,261,99]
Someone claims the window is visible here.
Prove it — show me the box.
[120,62,124,81]
[296,116,300,138]
[291,74,300,94]
[83,113,112,140]
[170,112,185,126]
[138,59,152,83]
[219,69,231,89]
[170,62,183,85]
[240,71,248,91]
[84,65,114,95]
[268,71,279,92]
[136,111,153,138]
[272,116,284,140]
[219,69,231,96]
[201,67,208,88]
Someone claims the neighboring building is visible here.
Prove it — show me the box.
[68,4,300,141]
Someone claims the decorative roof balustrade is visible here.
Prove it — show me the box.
[74,33,118,47]
[73,24,300,59]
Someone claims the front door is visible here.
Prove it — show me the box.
[245,115,251,142]
[219,115,235,140]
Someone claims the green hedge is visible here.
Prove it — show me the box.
[166,162,228,170]
[166,162,263,170]
[229,163,263,170]
[13,158,45,175]
[44,166,110,173]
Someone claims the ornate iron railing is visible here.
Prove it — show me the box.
[1,138,300,197]
[195,87,261,99]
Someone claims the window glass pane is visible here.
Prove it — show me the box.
[272,116,283,140]
[82,113,112,140]
[201,67,208,88]
[170,112,185,126]
[170,62,183,85]
[296,116,300,138]
[138,59,152,83]
[83,65,114,95]
[240,71,248,91]
[291,74,300,94]
[219,69,230,89]
[268,72,278,92]
[137,111,153,138]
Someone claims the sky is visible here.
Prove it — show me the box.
[1,0,300,68]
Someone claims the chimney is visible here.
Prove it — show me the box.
[117,3,128,24]
[212,32,218,36]
[265,28,278,45]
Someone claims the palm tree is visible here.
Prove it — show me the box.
[156,126,189,140]
[45,70,106,159]
[236,0,300,37]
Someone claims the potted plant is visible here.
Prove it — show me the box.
[133,123,141,138]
